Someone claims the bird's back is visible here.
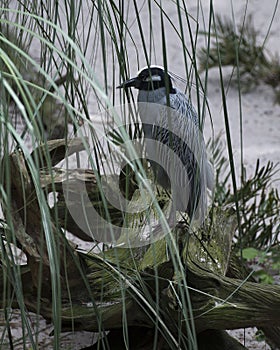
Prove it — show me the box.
[137,87,212,219]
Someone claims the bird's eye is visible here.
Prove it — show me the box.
[143,74,162,82]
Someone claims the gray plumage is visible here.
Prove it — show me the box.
[119,65,214,221]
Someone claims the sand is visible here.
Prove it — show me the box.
[1,0,279,349]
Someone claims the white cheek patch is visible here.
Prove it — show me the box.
[144,75,162,82]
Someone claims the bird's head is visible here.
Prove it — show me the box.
[118,65,176,93]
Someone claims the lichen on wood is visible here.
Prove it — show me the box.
[1,138,280,349]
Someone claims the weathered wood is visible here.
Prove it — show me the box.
[187,258,280,332]
[228,254,280,348]
[2,149,84,298]
[40,167,124,241]
[4,235,280,335]
[2,138,280,348]
[31,137,89,168]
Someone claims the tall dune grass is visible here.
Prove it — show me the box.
[0,1,279,349]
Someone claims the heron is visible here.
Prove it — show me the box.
[118,65,214,223]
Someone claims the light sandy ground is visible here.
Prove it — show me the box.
[87,0,280,189]
[1,1,279,349]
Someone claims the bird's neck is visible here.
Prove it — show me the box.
[137,87,174,103]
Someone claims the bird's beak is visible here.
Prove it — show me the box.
[117,76,140,89]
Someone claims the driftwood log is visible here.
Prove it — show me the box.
[1,138,280,350]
